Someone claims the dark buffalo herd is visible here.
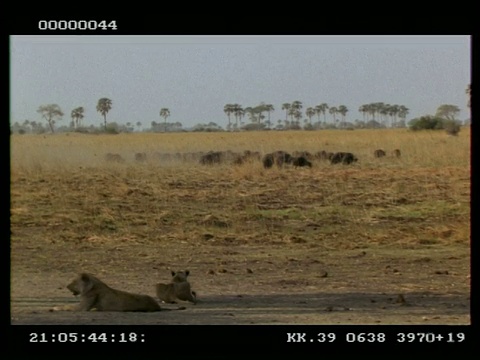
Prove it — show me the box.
[104,148,401,167]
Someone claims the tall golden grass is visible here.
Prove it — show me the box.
[10,128,470,173]
[10,128,470,249]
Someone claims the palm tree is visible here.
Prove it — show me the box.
[281,103,291,121]
[367,103,377,121]
[337,105,348,128]
[232,104,244,129]
[291,100,303,114]
[292,110,302,124]
[316,103,329,125]
[314,105,322,123]
[256,106,266,124]
[377,103,387,123]
[305,107,315,125]
[160,108,170,132]
[71,107,84,129]
[361,104,372,121]
[389,105,400,127]
[329,106,338,125]
[289,101,303,126]
[379,104,389,127]
[398,105,409,126]
[358,105,367,121]
[264,104,274,125]
[244,107,256,124]
[237,107,245,126]
[96,98,112,131]
[224,104,234,130]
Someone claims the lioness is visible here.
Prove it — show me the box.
[156,270,197,304]
[52,272,161,312]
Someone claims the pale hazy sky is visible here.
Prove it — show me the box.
[10,35,471,129]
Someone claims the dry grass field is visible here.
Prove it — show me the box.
[10,128,471,324]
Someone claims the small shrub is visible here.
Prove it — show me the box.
[408,116,444,131]
[75,127,90,134]
[104,124,119,134]
[241,123,266,131]
[443,120,461,136]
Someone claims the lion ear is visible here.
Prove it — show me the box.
[171,271,176,277]
[80,273,94,292]
[185,270,190,276]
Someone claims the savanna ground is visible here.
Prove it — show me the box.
[10,129,470,325]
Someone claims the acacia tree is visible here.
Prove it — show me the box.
[37,104,64,133]
[160,108,170,132]
[435,104,460,121]
[96,98,112,130]
[70,107,84,129]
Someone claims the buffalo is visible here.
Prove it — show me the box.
[374,149,386,158]
[135,152,147,162]
[292,156,312,168]
[262,151,293,169]
[200,151,223,165]
[330,152,358,165]
[105,153,125,163]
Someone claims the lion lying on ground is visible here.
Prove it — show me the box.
[156,270,197,304]
[52,272,162,312]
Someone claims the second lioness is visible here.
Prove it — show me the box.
[156,270,197,304]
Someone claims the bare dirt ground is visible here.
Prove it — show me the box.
[10,132,471,325]
[11,245,470,325]
[11,172,470,325]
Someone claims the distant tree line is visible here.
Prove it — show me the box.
[224,100,409,131]
[12,84,470,134]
